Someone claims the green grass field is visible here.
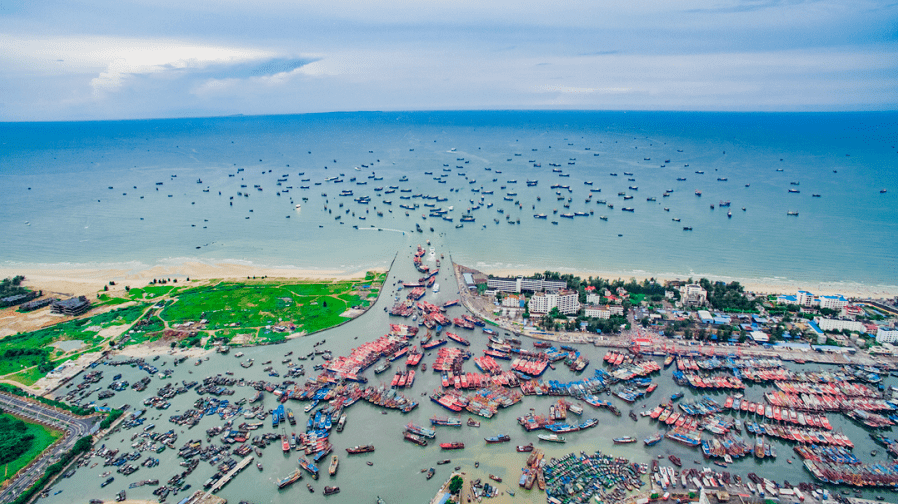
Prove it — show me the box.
[1,272,385,383]
[160,277,382,343]
[0,304,148,381]
[0,415,63,483]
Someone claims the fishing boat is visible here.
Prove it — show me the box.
[484,434,511,444]
[276,469,302,489]
[644,433,663,446]
[537,433,565,443]
[439,442,465,450]
[323,486,340,496]
[613,436,637,444]
[346,445,375,454]
[328,455,339,476]
[516,443,534,452]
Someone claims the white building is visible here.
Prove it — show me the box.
[876,327,898,344]
[749,331,770,343]
[815,317,865,333]
[797,290,814,307]
[586,293,602,305]
[817,295,848,310]
[779,290,848,311]
[609,305,624,316]
[487,276,567,293]
[584,305,610,319]
[528,289,581,315]
[679,284,707,307]
[501,294,523,308]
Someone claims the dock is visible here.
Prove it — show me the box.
[209,455,253,493]
[178,490,227,504]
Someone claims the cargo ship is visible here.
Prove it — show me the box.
[485,434,511,444]
[276,469,302,489]
[346,445,375,455]
[439,442,465,450]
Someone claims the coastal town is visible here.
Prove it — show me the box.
[0,246,897,504]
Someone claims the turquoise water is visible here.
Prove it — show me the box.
[1,111,896,288]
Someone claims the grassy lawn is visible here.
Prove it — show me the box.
[0,304,147,378]
[0,415,62,483]
[160,276,383,344]
[127,285,178,301]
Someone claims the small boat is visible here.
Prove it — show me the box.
[484,434,510,443]
[537,433,565,443]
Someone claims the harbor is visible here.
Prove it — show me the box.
[22,238,894,504]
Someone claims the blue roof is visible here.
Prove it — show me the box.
[808,321,823,334]
[436,493,451,504]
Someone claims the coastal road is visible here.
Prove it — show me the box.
[0,393,99,504]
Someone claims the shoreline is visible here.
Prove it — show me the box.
[480,267,898,299]
[0,262,389,300]
[3,261,896,301]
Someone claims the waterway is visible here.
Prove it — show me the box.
[43,237,896,503]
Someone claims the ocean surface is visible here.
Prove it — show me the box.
[1,111,896,289]
[38,241,897,504]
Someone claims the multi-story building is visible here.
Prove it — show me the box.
[528,289,581,315]
[501,294,523,308]
[583,305,610,319]
[679,284,707,307]
[814,317,864,333]
[778,290,848,311]
[876,327,898,344]
[586,292,602,305]
[487,276,567,293]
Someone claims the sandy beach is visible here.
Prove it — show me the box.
[0,262,388,300]
[481,267,898,299]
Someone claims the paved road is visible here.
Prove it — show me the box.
[0,393,99,504]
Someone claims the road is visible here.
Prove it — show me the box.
[0,393,99,504]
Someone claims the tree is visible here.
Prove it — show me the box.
[448,475,463,494]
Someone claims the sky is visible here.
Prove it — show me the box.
[1,0,896,121]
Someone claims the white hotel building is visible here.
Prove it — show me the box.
[487,276,568,293]
[529,289,581,315]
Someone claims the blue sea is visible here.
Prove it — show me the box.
[1,111,896,291]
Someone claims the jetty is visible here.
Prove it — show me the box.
[179,490,227,504]
[209,455,253,493]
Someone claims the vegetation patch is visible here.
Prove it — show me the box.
[0,304,147,378]
[160,276,383,343]
[0,411,63,483]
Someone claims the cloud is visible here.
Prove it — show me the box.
[87,42,284,96]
